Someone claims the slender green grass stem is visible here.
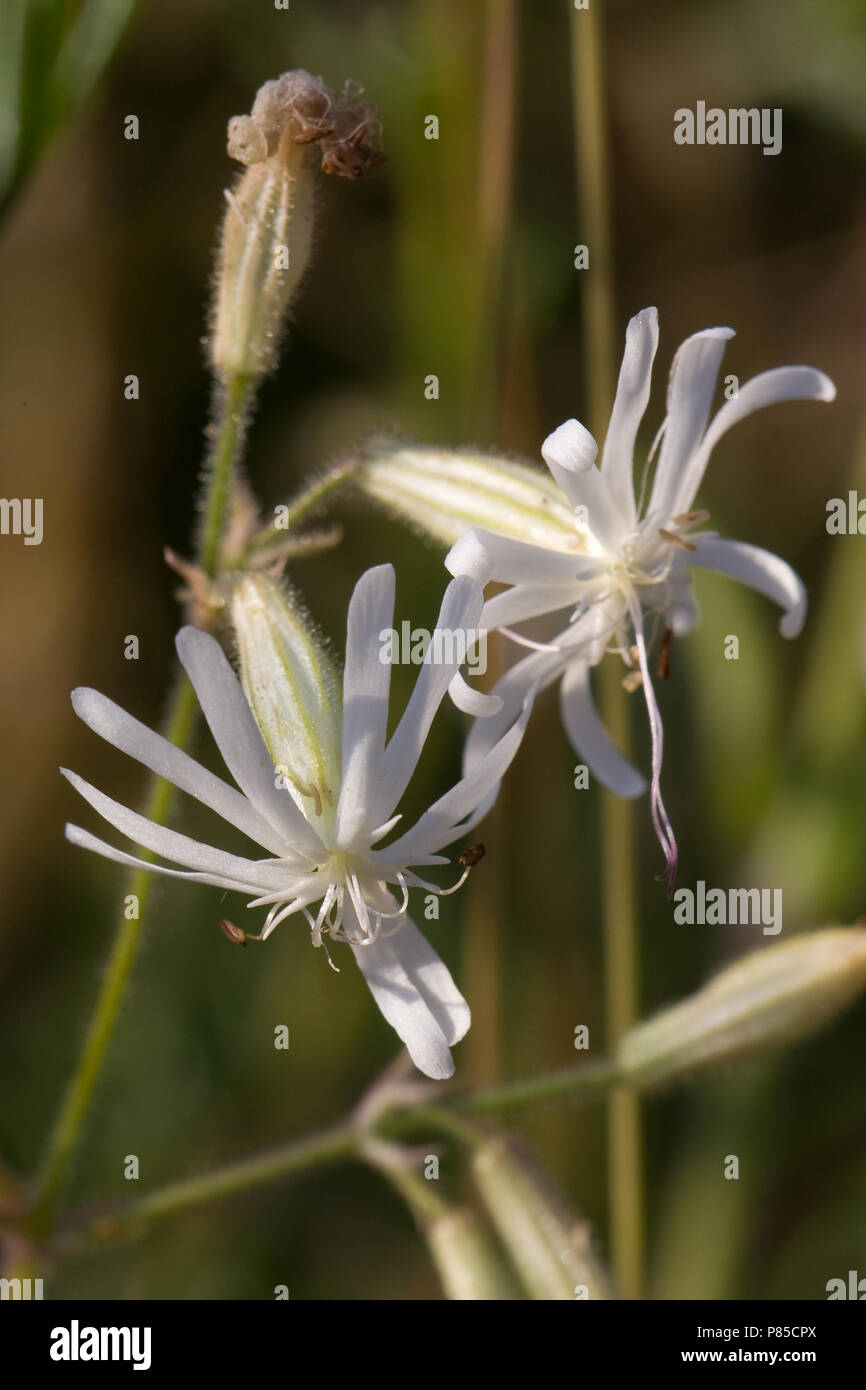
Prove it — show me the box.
[463,0,516,1088]
[570,1,644,1299]
[27,374,252,1242]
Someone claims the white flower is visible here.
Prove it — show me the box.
[63,566,530,1079]
[444,308,835,887]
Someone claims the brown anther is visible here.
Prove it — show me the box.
[622,669,643,693]
[219,918,248,947]
[658,527,696,553]
[459,843,486,868]
[671,509,711,528]
[657,627,673,680]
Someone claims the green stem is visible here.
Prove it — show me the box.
[248,460,358,554]
[458,1057,622,1115]
[571,0,644,1299]
[366,1147,449,1224]
[401,1104,487,1148]
[69,1058,622,1247]
[199,373,252,576]
[27,376,253,1242]
[88,1125,358,1244]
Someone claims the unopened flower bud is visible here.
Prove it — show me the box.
[426,1208,522,1301]
[229,573,342,822]
[356,444,578,551]
[211,71,383,382]
[472,1135,613,1300]
[617,928,866,1089]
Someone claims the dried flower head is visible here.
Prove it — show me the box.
[227,72,384,179]
[211,71,384,381]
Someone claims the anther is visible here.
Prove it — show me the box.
[459,843,486,868]
[658,528,696,553]
[657,628,673,680]
[219,918,248,946]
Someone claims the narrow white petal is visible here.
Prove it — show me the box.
[556,466,631,552]
[559,663,646,798]
[335,565,395,842]
[70,687,287,855]
[65,823,290,898]
[687,535,807,637]
[462,645,567,776]
[600,307,659,524]
[672,366,836,516]
[446,528,601,586]
[447,671,502,717]
[444,529,497,583]
[384,690,535,861]
[62,769,292,890]
[648,326,735,521]
[371,576,484,824]
[349,912,457,1079]
[175,627,324,859]
[391,918,470,1046]
[663,574,700,636]
[541,418,598,505]
[481,582,585,632]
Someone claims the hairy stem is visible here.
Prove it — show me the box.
[199,373,253,576]
[248,459,359,554]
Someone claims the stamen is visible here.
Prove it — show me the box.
[259,898,302,940]
[373,872,410,919]
[406,862,474,896]
[219,918,248,947]
[499,626,562,654]
[622,669,643,693]
[657,627,673,680]
[671,509,710,528]
[347,874,374,941]
[628,599,678,894]
[658,527,697,553]
[311,883,338,947]
[303,905,341,970]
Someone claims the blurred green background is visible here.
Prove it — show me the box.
[1,0,865,1299]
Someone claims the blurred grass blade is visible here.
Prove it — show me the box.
[746,426,866,918]
[1,0,134,214]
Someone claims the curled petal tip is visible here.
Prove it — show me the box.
[541,418,597,475]
[817,372,837,403]
[445,530,495,584]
